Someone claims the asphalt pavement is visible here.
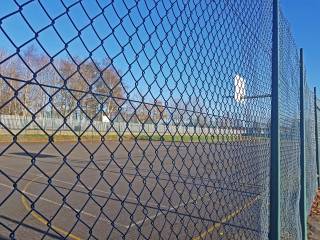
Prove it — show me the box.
[0,140,270,239]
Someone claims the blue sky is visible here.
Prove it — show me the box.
[281,0,320,93]
[1,0,273,120]
[0,0,312,121]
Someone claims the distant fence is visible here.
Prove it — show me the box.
[0,115,245,136]
[0,1,319,240]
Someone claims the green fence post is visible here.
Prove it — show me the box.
[314,87,320,187]
[299,48,307,240]
[270,0,280,239]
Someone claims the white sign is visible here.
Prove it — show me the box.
[234,74,246,103]
[102,115,110,123]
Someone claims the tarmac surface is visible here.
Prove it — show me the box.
[0,139,270,239]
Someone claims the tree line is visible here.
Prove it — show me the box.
[1,46,249,128]
[0,46,171,125]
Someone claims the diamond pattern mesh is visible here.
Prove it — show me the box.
[0,1,318,240]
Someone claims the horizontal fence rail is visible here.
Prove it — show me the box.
[0,0,318,240]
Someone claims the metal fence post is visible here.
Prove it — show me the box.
[270,0,280,239]
[314,87,320,187]
[299,48,307,240]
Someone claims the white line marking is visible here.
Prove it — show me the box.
[1,166,160,204]
[126,191,211,229]
[1,165,166,208]
[0,182,132,228]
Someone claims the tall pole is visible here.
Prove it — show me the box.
[299,48,307,240]
[270,0,280,239]
[314,87,320,187]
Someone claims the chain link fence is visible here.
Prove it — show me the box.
[0,114,246,138]
[0,0,318,240]
[314,96,320,186]
[278,10,301,240]
[305,86,317,213]
[316,97,320,188]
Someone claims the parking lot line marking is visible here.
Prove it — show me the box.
[192,195,260,240]
[20,175,82,240]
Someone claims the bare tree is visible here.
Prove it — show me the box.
[37,60,62,118]
[20,45,37,116]
[151,99,167,123]
[79,60,99,119]
[96,61,125,121]
[32,53,50,116]
[0,49,22,115]
[1,48,125,123]
[170,99,188,126]
[58,58,80,117]
[58,58,103,120]
[136,103,150,124]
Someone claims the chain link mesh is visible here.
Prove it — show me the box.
[305,86,317,215]
[0,0,318,240]
[278,10,301,240]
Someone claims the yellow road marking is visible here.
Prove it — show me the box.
[192,196,260,240]
[20,175,82,240]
